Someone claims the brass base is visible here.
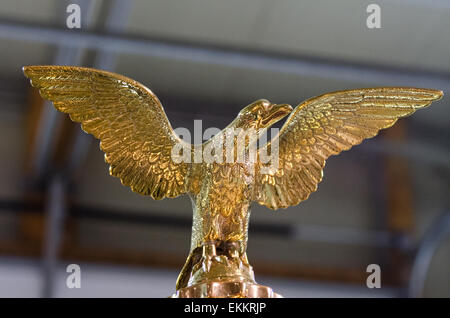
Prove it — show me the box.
[172,281,282,298]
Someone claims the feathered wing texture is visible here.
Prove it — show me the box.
[255,87,443,210]
[23,65,191,200]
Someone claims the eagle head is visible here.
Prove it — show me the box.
[236,99,293,131]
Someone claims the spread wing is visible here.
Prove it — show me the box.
[23,65,191,200]
[255,87,443,209]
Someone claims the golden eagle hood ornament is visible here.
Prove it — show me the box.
[23,65,443,298]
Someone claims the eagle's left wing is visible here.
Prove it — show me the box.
[255,87,443,210]
[24,65,191,200]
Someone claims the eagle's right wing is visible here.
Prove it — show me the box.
[24,65,191,199]
[255,87,443,210]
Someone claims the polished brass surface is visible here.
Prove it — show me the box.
[23,65,443,297]
[173,281,282,298]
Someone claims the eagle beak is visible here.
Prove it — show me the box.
[261,103,293,126]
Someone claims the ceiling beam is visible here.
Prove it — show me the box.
[1,20,449,90]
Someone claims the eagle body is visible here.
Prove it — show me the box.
[190,158,254,249]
